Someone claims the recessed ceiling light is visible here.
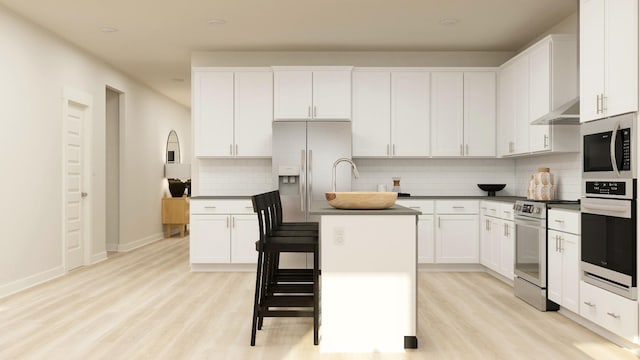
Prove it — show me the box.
[99,26,119,33]
[207,19,227,25]
[438,18,459,26]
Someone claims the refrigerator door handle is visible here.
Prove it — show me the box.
[308,149,312,212]
[300,149,305,212]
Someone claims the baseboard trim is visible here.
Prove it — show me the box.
[0,266,65,299]
[115,232,165,252]
[90,252,108,264]
[418,263,485,272]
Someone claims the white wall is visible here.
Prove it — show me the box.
[197,159,273,196]
[0,6,190,297]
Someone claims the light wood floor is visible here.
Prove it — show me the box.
[0,237,638,360]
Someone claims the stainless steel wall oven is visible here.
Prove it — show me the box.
[581,112,637,300]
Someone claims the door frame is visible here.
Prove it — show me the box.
[62,87,93,271]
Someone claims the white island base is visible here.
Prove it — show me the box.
[312,206,419,353]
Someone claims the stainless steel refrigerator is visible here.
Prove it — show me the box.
[272,121,353,224]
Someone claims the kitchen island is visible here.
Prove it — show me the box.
[310,204,420,352]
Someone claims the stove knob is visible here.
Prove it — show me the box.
[534,208,541,214]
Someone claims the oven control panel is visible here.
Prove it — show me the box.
[585,181,626,196]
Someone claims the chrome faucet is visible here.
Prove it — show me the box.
[332,158,359,192]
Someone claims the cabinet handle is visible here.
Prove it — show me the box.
[555,235,559,252]
[393,144,396,155]
[465,144,469,156]
[606,312,621,319]
[245,206,254,209]
[313,106,317,118]
[226,217,229,228]
[602,95,608,112]
[438,217,441,228]
[560,235,564,253]
[583,301,596,307]
[236,144,238,155]
[452,206,465,209]
[554,219,565,223]
[460,144,463,156]
[543,134,548,148]
[504,223,507,237]
[387,144,390,156]
[232,217,235,228]
[596,94,601,114]
[308,106,311,118]
[204,206,216,209]
[509,141,514,153]
[229,144,233,155]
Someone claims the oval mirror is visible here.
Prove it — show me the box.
[166,130,180,164]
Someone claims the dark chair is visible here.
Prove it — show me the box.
[250,191,320,346]
[267,190,318,232]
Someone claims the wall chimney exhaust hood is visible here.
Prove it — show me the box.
[530,97,580,125]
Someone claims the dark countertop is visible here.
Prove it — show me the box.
[397,196,526,203]
[190,195,252,200]
[547,203,581,211]
[310,203,421,216]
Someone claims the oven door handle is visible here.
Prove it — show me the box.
[581,198,632,218]
[610,120,620,177]
[514,217,544,228]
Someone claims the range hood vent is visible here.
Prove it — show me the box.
[530,97,580,125]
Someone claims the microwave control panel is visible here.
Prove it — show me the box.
[620,128,631,171]
[585,181,626,196]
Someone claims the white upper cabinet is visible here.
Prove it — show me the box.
[498,35,579,156]
[431,71,496,157]
[464,72,496,157]
[580,0,638,122]
[352,70,391,157]
[273,67,352,120]
[391,71,431,157]
[431,72,464,156]
[193,71,234,157]
[352,69,430,157]
[193,68,272,158]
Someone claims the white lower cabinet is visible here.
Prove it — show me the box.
[396,200,435,263]
[480,201,514,280]
[547,209,580,314]
[580,281,639,342]
[190,199,258,265]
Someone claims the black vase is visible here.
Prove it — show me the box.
[168,179,186,197]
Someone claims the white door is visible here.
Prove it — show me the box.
[274,70,312,119]
[498,63,516,155]
[312,70,352,119]
[547,230,563,305]
[194,71,234,156]
[464,71,496,157]
[499,221,515,280]
[431,72,464,156]
[579,0,605,122]
[417,215,435,263]
[352,70,391,157]
[190,215,231,263]
[513,56,530,154]
[234,71,273,157]
[391,71,430,157]
[230,214,259,263]
[64,101,87,271]
[562,232,581,313]
[435,214,479,263]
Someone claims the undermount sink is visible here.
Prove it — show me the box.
[325,192,398,210]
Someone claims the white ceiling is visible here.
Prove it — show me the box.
[0,0,577,107]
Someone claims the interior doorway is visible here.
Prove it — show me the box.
[62,88,93,271]
[106,87,122,253]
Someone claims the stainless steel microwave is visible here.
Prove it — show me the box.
[582,113,636,199]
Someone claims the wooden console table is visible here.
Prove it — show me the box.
[162,197,190,238]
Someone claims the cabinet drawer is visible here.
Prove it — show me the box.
[580,281,638,341]
[191,199,254,214]
[548,209,580,234]
[481,201,514,220]
[396,200,434,214]
[436,200,479,214]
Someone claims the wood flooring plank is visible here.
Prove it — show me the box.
[0,237,637,359]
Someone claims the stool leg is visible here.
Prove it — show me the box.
[250,249,264,346]
[313,249,319,345]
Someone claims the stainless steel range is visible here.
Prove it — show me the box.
[513,200,579,311]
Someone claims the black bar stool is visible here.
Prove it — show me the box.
[250,191,320,346]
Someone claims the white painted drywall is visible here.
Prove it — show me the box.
[0,6,190,297]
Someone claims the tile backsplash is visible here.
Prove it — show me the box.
[198,159,273,196]
[195,153,581,199]
[351,158,517,196]
[514,152,581,200]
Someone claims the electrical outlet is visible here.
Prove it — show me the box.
[334,227,345,245]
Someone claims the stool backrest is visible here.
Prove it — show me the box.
[251,192,272,245]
